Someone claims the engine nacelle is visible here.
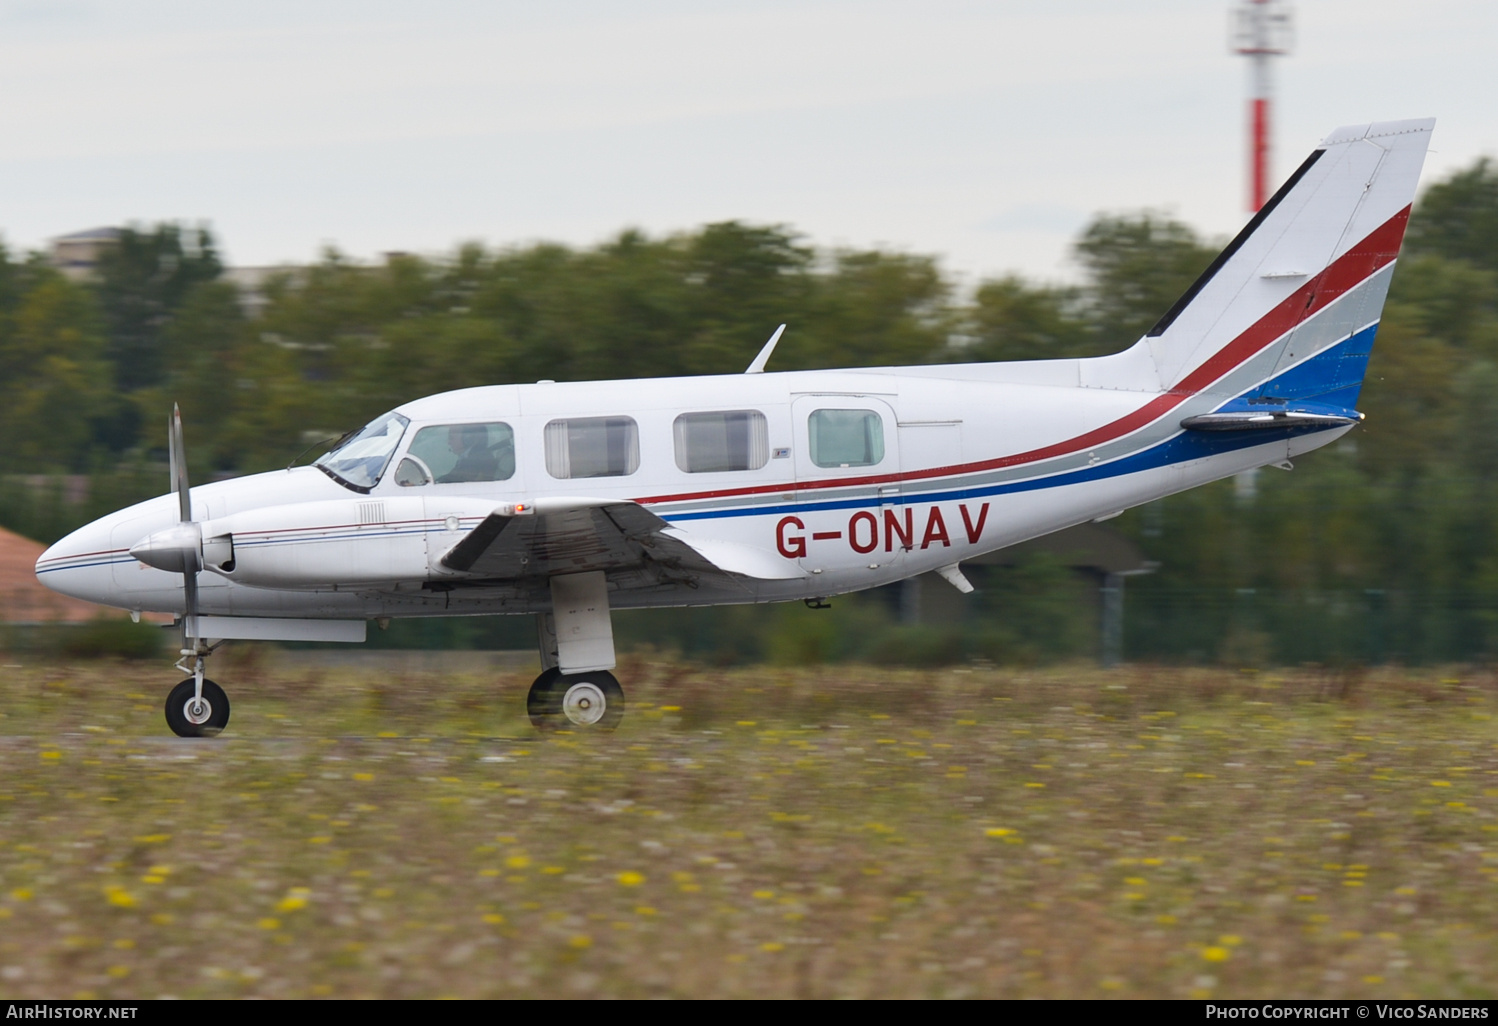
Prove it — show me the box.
[198,497,434,590]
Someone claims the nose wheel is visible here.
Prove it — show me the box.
[165,677,230,737]
[164,647,230,737]
[527,668,625,731]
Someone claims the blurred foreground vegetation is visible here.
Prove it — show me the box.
[10,161,1498,664]
[0,659,1493,998]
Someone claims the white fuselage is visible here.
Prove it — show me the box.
[35,349,1344,622]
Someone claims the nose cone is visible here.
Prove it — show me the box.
[36,520,132,606]
[128,522,202,574]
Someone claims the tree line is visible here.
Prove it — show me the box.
[7,159,1498,664]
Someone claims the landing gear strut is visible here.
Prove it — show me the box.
[530,571,626,732]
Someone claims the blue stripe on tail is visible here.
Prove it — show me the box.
[1241,321,1379,410]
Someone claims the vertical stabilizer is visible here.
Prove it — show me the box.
[1145,119,1433,402]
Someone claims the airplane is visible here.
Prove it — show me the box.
[35,118,1433,737]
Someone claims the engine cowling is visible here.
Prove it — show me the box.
[197,497,434,590]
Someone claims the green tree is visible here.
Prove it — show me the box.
[92,224,223,449]
[1405,158,1498,272]
[0,252,111,471]
[1073,212,1219,347]
[956,275,1097,362]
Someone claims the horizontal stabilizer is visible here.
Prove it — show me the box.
[1181,397,1362,432]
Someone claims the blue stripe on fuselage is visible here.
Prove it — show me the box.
[662,327,1374,524]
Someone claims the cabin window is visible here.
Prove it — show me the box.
[393,457,430,487]
[402,422,516,485]
[544,417,640,478]
[314,410,409,492]
[673,410,769,473]
[808,409,885,468]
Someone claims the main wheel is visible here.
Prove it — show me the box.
[164,678,231,738]
[527,668,625,731]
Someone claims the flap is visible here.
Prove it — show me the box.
[439,499,801,589]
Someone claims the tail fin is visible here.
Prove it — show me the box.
[1146,119,1434,408]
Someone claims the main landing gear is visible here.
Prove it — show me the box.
[527,667,625,731]
[529,571,626,732]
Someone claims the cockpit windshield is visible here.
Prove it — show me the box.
[314,411,410,492]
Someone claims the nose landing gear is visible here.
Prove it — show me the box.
[165,677,230,737]
[165,648,230,738]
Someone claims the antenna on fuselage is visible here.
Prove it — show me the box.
[744,324,786,374]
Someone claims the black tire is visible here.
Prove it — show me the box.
[164,678,231,738]
[527,668,624,731]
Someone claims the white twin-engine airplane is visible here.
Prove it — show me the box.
[37,119,1433,737]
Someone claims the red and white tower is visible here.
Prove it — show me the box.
[1231,0,1294,211]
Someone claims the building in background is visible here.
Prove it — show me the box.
[49,227,121,281]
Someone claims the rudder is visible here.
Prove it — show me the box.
[1144,119,1434,407]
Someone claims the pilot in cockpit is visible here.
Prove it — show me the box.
[439,423,499,483]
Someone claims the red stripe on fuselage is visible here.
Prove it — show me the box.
[634,206,1411,508]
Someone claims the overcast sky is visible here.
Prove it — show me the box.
[0,0,1490,284]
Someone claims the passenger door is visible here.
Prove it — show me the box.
[787,395,903,575]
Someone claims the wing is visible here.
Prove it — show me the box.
[437,498,800,594]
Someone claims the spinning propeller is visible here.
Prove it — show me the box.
[128,405,208,651]
[125,406,234,735]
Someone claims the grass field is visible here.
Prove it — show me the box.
[0,654,1495,999]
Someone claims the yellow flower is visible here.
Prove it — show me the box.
[985,828,1014,838]
[1201,946,1231,962]
[568,934,593,949]
[276,888,311,913]
[11,888,33,902]
[258,917,281,930]
[1218,935,1242,947]
[103,887,135,909]
[482,913,505,924]
[352,773,374,782]
[617,871,646,887]
[761,942,785,953]
[39,751,60,761]
[505,855,531,870]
